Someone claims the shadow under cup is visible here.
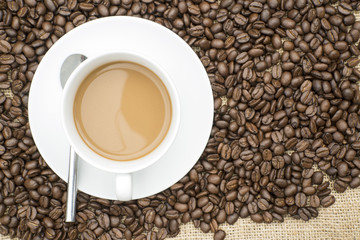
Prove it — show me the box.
[62,52,180,174]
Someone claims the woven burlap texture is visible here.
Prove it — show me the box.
[1,5,360,240]
[171,188,360,240]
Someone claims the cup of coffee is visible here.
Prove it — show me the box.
[61,51,180,200]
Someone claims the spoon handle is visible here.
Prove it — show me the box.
[65,146,77,222]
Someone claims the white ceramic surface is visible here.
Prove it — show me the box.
[28,16,213,200]
[62,51,181,200]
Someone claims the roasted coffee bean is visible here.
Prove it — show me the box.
[312,172,323,185]
[49,207,62,220]
[98,213,110,230]
[337,162,349,177]
[0,40,11,53]
[350,177,360,189]
[0,55,15,65]
[0,0,359,239]
[316,147,329,158]
[250,214,263,223]
[257,199,270,211]
[236,33,250,43]
[310,195,320,208]
[295,193,306,207]
[165,210,179,220]
[334,180,347,193]
[272,156,285,169]
[27,219,40,231]
[321,195,335,208]
[284,184,297,197]
[248,202,258,215]
[157,228,167,240]
[214,230,226,240]
[24,179,38,190]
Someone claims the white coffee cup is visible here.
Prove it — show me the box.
[61,51,180,200]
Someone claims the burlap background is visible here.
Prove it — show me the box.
[1,4,360,240]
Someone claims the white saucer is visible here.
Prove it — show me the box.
[28,17,213,200]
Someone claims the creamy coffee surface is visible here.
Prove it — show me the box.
[73,61,172,161]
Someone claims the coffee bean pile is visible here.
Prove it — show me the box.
[1,0,360,239]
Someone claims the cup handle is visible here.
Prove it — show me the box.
[115,173,132,200]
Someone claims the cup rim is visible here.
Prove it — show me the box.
[61,51,180,173]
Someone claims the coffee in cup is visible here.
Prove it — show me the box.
[73,61,172,161]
